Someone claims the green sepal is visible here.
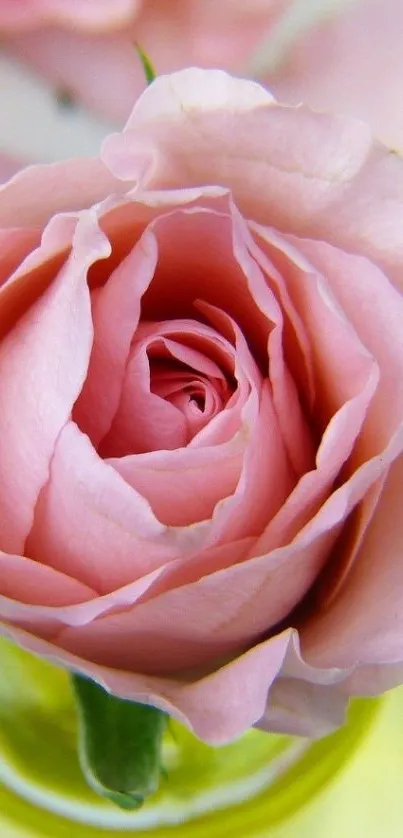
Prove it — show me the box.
[135,43,156,85]
[72,674,167,810]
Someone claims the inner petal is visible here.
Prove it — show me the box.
[73,228,158,448]
[152,366,222,432]
[100,320,238,458]
[98,346,189,457]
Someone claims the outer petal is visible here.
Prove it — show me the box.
[0,1,38,29]
[26,421,212,593]
[0,211,106,553]
[252,365,377,556]
[0,156,127,228]
[21,387,402,675]
[295,238,403,450]
[0,564,168,630]
[53,526,333,673]
[250,234,380,555]
[0,622,356,744]
[43,480,363,675]
[0,553,96,606]
[0,622,292,743]
[102,68,403,284]
[259,678,348,738]
[258,631,352,737]
[301,454,403,689]
[0,228,40,288]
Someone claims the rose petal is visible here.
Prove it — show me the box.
[248,229,382,555]
[61,423,403,676]
[101,315,240,457]
[53,501,346,676]
[258,678,347,738]
[301,454,403,685]
[74,227,158,446]
[109,434,243,527]
[139,536,255,600]
[252,367,377,557]
[101,70,274,182]
[26,421,212,593]
[0,157,126,228]
[202,380,292,547]
[101,343,188,456]
[0,211,107,553]
[0,564,167,629]
[0,621,352,743]
[104,68,403,284]
[135,206,272,368]
[52,536,331,675]
[186,302,294,545]
[231,209,315,475]
[257,631,352,737]
[0,552,96,606]
[247,221,316,411]
[0,228,40,288]
[0,621,292,743]
[295,238,403,452]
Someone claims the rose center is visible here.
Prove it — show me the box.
[96,324,239,459]
[146,347,234,443]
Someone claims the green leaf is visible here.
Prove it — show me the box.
[72,674,167,810]
[135,43,156,85]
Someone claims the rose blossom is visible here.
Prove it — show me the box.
[1,69,403,744]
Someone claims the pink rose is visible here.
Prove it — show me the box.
[1,69,403,744]
[0,0,286,124]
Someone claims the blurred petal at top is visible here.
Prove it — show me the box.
[0,152,23,182]
[0,0,140,31]
[0,0,286,125]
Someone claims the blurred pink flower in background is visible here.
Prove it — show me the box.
[0,0,286,123]
[265,0,403,150]
[0,0,139,31]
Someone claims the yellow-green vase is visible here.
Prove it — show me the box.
[0,636,401,838]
